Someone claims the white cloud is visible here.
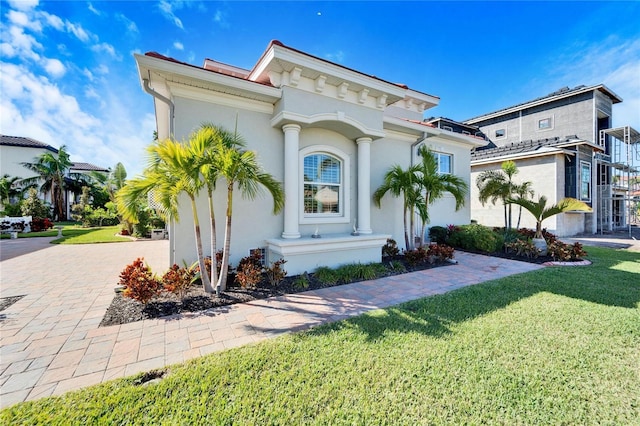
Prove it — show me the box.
[158,0,184,29]
[6,0,38,12]
[116,14,139,33]
[0,61,154,175]
[65,21,91,43]
[325,50,345,63]
[213,9,230,28]
[173,41,184,51]
[91,42,120,60]
[44,58,65,77]
[7,10,42,31]
[87,2,102,16]
[5,25,42,60]
[40,11,64,30]
[548,37,640,129]
[95,64,109,75]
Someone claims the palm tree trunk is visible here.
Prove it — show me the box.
[402,202,410,251]
[503,204,508,229]
[207,191,218,286]
[190,195,213,293]
[517,206,523,229]
[409,205,416,251]
[217,183,234,292]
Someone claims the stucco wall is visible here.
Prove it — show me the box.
[476,93,597,146]
[0,145,46,181]
[471,154,589,236]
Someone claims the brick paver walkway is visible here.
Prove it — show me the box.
[1,237,542,408]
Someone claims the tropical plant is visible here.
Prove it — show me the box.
[188,123,244,288]
[214,140,285,292]
[415,146,468,246]
[507,196,592,241]
[373,164,422,250]
[0,174,32,210]
[20,187,50,218]
[20,145,76,221]
[476,160,531,230]
[118,138,214,293]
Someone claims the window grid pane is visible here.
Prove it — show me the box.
[303,153,342,215]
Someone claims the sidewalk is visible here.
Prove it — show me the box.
[1,238,542,408]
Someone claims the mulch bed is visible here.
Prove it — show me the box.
[99,248,589,328]
[99,257,454,327]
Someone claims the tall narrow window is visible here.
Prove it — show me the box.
[580,161,591,201]
[303,153,341,215]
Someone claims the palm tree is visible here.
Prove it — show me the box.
[415,146,468,246]
[20,145,75,220]
[0,174,31,209]
[373,164,422,250]
[118,138,215,294]
[514,180,534,229]
[188,123,244,287]
[507,195,591,254]
[215,146,284,292]
[476,160,525,230]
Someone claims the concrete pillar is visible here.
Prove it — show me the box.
[356,137,373,234]
[282,124,301,238]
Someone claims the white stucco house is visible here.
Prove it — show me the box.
[0,135,108,218]
[135,40,484,274]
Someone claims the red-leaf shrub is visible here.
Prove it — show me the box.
[427,244,455,261]
[119,258,161,304]
[235,252,263,289]
[31,217,53,232]
[162,264,194,299]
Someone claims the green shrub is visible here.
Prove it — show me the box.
[294,273,310,289]
[386,260,406,273]
[505,239,540,259]
[448,224,500,253]
[334,263,386,283]
[382,238,400,258]
[314,266,338,285]
[21,188,49,218]
[428,226,449,244]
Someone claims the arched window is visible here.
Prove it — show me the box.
[299,146,350,224]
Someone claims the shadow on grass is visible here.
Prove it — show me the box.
[277,246,640,342]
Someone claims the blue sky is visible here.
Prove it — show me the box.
[1,1,639,176]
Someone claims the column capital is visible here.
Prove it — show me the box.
[356,136,373,145]
[282,123,301,133]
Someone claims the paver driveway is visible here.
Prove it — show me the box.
[1,237,543,409]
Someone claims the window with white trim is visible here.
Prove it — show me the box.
[538,117,552,130]
[580,161,591,201]
[434,152,453,175]
[303,153,341,214]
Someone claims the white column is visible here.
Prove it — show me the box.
[282,124,301,239]
[356,137,373,234]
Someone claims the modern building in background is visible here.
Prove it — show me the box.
[462,85,639,236]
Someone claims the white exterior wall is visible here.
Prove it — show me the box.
[471,154,587,236]
[137,48,480,273]
[0,145,47,181]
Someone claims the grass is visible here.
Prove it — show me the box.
[1,223,131,244]
[1,246,639,424]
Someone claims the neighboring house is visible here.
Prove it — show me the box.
[0,135,108,217]
[135,40,484,274]
[460,85,639,236]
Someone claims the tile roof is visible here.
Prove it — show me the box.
[0,135,58,153]
[146,40,440,101]
[71,162,109,172]
[471,135,587,161]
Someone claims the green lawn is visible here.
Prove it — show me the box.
[2,246,638,424]
[1,223,131,244]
